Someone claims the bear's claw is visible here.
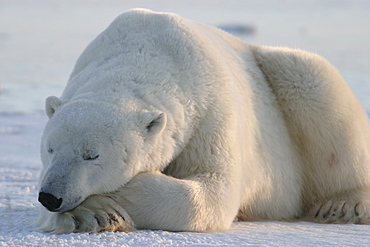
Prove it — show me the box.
[311,201,370,224]
[72,215,80,230]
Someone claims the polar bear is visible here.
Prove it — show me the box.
[37,9,370,234]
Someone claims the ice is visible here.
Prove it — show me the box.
[1,0,370,246]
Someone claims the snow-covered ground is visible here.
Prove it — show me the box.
[1,0,370,246]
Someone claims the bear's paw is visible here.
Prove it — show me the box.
[40,195,135,234]
[311,200,370,224]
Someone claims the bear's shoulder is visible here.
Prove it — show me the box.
[106,8,192,39]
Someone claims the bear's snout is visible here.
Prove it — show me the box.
[38,192,63,211]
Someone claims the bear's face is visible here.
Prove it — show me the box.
[39,96,169,212]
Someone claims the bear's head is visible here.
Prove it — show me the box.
[38,96,173,212]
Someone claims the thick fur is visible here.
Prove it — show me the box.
[37,9,370,234]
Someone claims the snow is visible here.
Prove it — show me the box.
[1,0,370,246]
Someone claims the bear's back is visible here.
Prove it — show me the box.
[69,9,203,80]
[63,9,250,113]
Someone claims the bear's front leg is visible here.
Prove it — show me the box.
[108,171,240,232]
[37,195,135,234]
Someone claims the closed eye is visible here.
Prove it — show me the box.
[83,154,100,161]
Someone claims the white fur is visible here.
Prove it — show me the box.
[37,9,370,234]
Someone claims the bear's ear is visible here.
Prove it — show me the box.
[145,112,167,137]
[45,96,62,118]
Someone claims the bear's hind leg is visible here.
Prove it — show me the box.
[253,45,370,225]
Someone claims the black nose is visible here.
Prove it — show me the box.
[38,192,63,211]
